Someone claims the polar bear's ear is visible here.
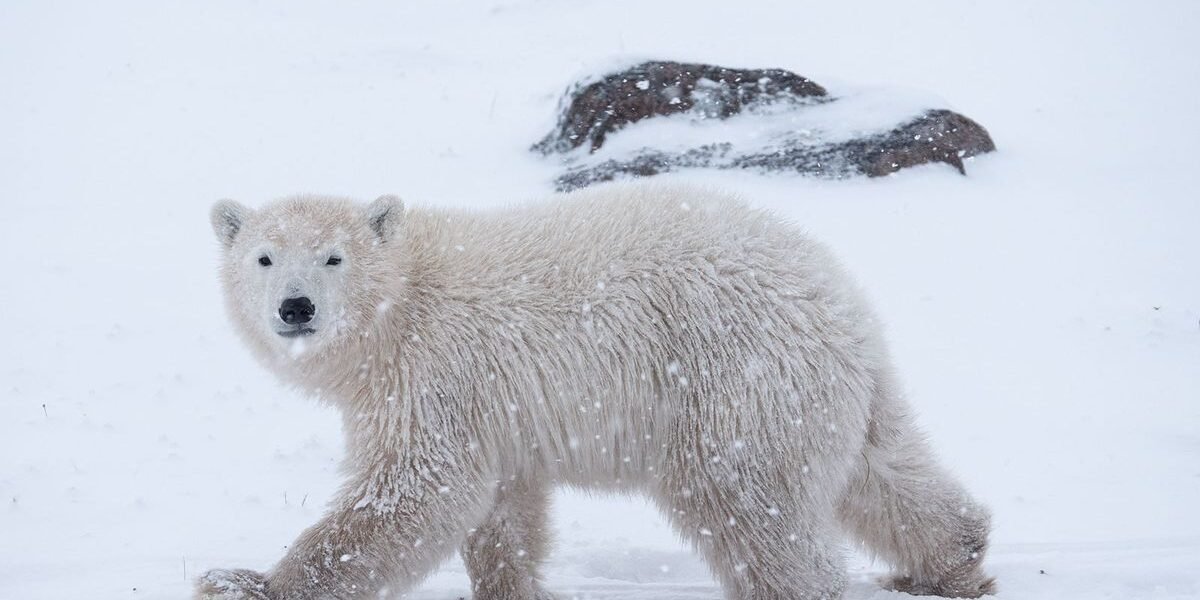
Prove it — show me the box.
[365,195,405,243]
[211,199,250,248]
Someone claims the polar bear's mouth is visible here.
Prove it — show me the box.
[277,327,317,338]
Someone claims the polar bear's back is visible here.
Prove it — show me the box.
[400,181,882,390]
[403,182,844,305]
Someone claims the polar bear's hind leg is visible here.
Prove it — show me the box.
[837,371,995,598]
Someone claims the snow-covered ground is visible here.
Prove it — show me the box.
[2,1,1198,598]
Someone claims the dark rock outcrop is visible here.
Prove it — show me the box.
[553,110,995,192]
[535,61,995,190]
[533,61,828,155]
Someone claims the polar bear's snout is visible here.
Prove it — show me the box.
[279,296,315,325]
[277,296,316,337]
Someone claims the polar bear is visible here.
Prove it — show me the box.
[200,182,994,600]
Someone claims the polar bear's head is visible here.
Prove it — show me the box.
[210,195,403,361]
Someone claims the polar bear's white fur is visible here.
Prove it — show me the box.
[201,183,994,600]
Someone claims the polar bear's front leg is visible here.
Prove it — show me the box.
[199,454,493,600]
[274,459,492,599]
[462,475,555,600]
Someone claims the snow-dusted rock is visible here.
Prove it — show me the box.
[533,60,828,155]
[536,61,995,190]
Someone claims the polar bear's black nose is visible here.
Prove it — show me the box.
[279,297,315,325]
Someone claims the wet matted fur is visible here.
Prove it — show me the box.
[200,182,994,599]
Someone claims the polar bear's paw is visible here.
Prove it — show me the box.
[474,583,557,600]
[195,568,272,600]
[881,571,996,598]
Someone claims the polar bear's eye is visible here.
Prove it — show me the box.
[326,256,342,266]
[258,255,272,267]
